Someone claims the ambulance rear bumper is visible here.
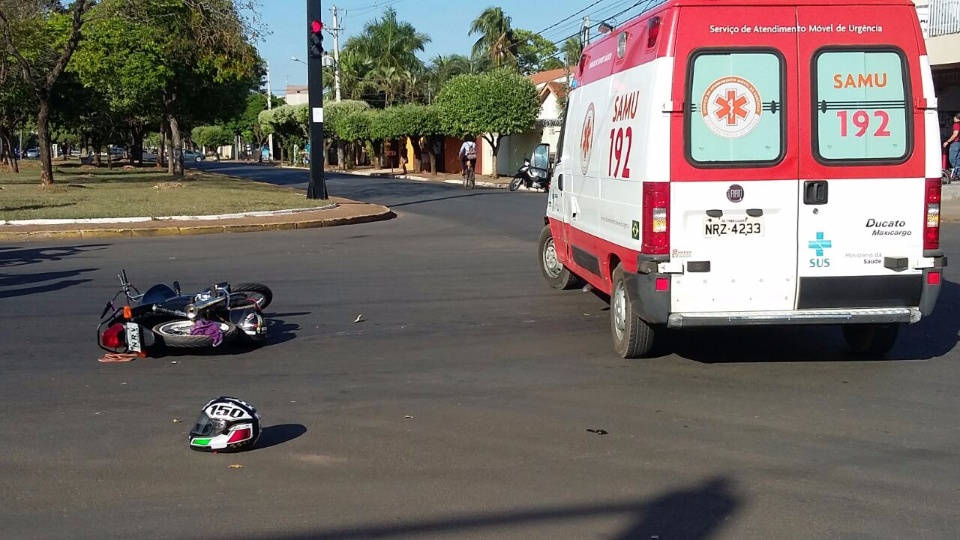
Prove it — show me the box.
[666,308,920,328]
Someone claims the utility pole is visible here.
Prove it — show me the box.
[306,1,327,199]
[266,61,274,160]
[331,5,342,102]
[583,16,591,45]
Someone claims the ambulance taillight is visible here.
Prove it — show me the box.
[924,178,941,250]
[642,183,670,255]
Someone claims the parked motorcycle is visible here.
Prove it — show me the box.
[98,270,272,356]
[509,159,550,192]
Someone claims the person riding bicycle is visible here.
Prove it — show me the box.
[458,136,478,177]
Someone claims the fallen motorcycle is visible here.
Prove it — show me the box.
[98,270,272,356]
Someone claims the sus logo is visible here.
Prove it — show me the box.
[580,103,596,175]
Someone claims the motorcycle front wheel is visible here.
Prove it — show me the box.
[153,320,238,348]
[509,177,523,191]
[230,283,273,310]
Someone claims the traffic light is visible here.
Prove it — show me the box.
[309,20,324,59]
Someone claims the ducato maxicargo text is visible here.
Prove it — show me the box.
[534,0,947,358]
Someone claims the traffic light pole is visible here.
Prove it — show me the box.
[306,0,327,200]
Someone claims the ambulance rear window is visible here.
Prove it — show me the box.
[813,48,910,163]
[686,50,784,166]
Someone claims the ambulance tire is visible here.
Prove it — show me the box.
[611,264,656,359]
[841,323,900,357]
[539,226,579,290]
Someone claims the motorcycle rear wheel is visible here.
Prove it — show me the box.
[153,320,238,348]
[509,177,523,191]
[230,283,272,310]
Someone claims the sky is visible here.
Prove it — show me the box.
[257,0,647,93]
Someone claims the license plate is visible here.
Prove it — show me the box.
[704,216,764,237]
[125,322,142,352]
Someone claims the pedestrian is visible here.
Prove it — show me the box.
[943,113,960,179]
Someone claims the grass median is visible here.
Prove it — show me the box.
[0,160,331,221]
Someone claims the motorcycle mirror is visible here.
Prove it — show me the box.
[173,281,181,295]
[100,301,114,319]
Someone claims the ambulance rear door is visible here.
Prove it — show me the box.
[795,5,927,310]
[668,6,801,313]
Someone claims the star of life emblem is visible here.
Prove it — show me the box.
[580,103,595,175]
[701,76,762,139]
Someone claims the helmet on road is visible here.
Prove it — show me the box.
[189,396,261,452]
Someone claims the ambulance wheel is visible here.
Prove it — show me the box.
[539,226,578,290]
[841,323,900,357]
[611,264,655,359]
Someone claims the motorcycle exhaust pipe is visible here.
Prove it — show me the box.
[185,296,227,320]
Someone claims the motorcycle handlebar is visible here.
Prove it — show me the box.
[152,305,188,318]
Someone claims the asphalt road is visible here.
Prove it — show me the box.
[1,164,959,539]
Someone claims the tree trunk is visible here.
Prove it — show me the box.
[484,134,501,179]
[336,141,345,170]
[168,115,184,176]
[37,98,54,185]
[411,136,423,173]
[427,136,441,175]
[93,142,102,167]
[130,121,144,164]
[158,120,167,169]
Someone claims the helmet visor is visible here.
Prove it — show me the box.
[190,412,227,438]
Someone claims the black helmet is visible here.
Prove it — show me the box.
[189,396,261,452]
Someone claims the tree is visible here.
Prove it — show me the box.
[0,0,92,184]
[389,104,443,174]
[470,7,517,69]
[80,0,263,177]
[259,103,308,165]
[514,29,563,75]
[0,50,33,172]
[344,7,429,107]
[562,37,583,68]
[436,69,540,178]
[192,125,232,156]
[324,100,370,169]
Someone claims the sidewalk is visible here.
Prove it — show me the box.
[0,197,395,242]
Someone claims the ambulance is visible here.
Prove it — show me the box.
[536,0,947,358]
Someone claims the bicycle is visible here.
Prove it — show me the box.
[462,160,475,189]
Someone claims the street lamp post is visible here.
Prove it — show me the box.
[266,61,274,161]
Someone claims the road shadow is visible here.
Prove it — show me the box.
[264,312,307,346]
[0,268,97,299]
[233,476,740,539]
[664,279,960,364]
[0,244,110,268]
[251,424,307,451]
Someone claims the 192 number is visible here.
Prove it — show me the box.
[837,110,891,137]
[608,127,633,178]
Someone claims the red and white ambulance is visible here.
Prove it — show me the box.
[536,0,947,358]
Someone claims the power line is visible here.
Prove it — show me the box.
[548,0,663,48]
[536,0,612,36]
[541,0,637,41]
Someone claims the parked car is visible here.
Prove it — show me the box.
[25,148,39,159]
[182,150,204,162]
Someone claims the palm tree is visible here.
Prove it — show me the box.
[562,37,583,68]
[469,7,518,68]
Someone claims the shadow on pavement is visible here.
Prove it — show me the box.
[252,424,307,451]
[666,279,960,364]
[0,268,97,299]
[232,476,739,540]
[265,312,308,346]
[0,244,110,268]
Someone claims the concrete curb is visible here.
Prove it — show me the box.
[335,168,511,189]
[0,208,397,242]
